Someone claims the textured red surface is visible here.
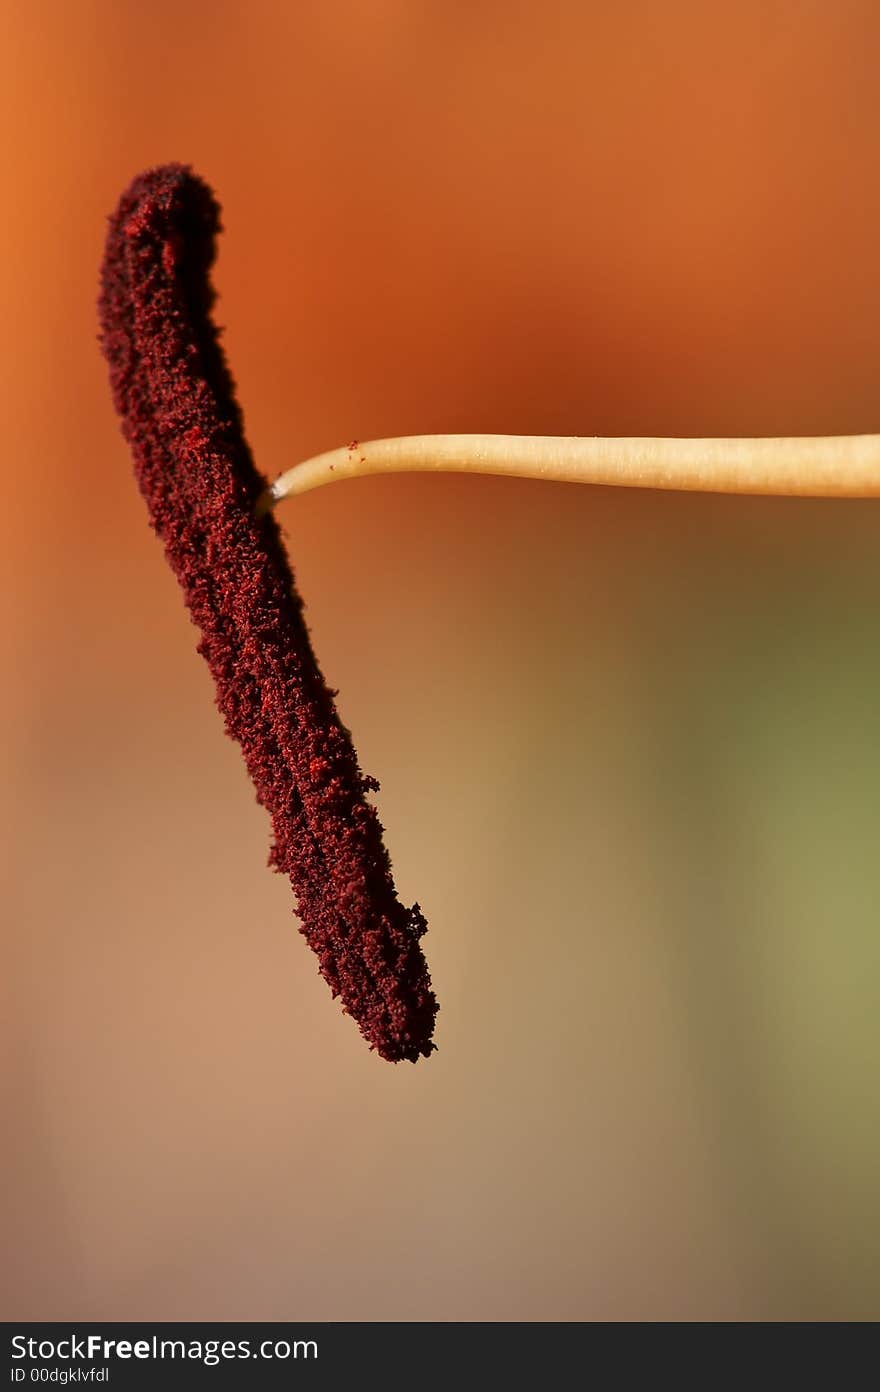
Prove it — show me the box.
[99,164,437,1062]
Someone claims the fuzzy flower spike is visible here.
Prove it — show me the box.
[99,164,437,1062]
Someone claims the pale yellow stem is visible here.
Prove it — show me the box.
[258,433,880,513]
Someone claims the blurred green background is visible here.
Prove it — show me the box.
[2,1,879,1319]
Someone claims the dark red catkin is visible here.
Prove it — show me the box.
[99,164,437,1061]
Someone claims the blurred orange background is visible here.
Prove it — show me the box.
[3,1,880,1320]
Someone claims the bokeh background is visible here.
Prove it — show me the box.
[3,0,880,1321]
